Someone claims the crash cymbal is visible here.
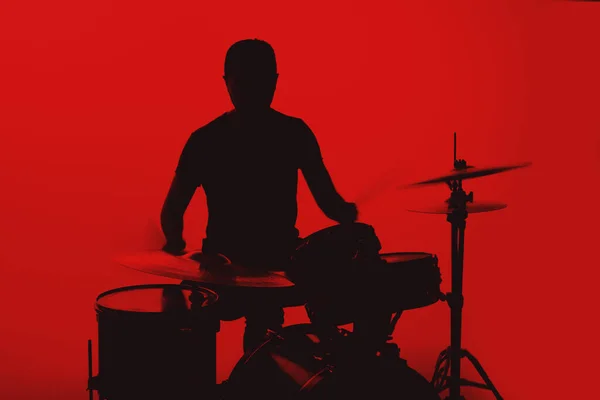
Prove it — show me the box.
[403,162,532,187]
[408,201,507,214]
[115,250,294,288]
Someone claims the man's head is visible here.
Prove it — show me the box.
[223,39,278,113]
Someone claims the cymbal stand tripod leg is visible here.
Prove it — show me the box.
[431,182,503,400]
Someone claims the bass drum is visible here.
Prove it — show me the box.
[224,324,440,400]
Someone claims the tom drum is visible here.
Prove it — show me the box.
[90,284,219,400]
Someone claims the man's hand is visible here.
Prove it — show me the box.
[337,202,358,224]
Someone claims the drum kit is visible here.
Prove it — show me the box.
[86,133,531,400]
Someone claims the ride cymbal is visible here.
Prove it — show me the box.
[408,201,507,214]
[115,250,294,288]
[402,162,532,187]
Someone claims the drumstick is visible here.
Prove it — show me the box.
[353,163,406,208]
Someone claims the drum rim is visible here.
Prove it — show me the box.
[95,283,219,314]
[379,252,438,264]
[380,251,434,258]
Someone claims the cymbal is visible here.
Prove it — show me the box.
[404,162,532,187]
[115,250,294,288]
[408,201,507,214]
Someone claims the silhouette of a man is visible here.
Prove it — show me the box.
[160,39,357,352]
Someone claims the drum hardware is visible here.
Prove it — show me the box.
[407,201,507,215]
[388,310,402,337]
[404,133,530,400]
[400,131,532,188]
[87,339,94,400]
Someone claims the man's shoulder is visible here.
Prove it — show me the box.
[270,109,311,137]
[271,109,304,125]
[195,111,232,132]
[187,111,232,142]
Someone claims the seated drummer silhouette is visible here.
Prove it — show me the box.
[160,38,357,352]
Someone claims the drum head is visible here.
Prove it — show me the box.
[95,284,218,315]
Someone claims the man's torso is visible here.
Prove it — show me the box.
[178,109,310,266]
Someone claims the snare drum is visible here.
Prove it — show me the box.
[90,284,219,400]
[223,323,441,400]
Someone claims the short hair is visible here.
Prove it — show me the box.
[224,39,277,77]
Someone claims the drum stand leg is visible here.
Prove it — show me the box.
[87,339,94,400]
[87,339,106,400]
[388,311,403,337]
[431,183,503,400]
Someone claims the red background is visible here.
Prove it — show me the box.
[1,1,599,398]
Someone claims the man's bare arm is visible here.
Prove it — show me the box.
[160,174,197,254]
[298,120,357,223]
[301,158,357,224]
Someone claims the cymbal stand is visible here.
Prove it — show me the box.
[431,133,503,400]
